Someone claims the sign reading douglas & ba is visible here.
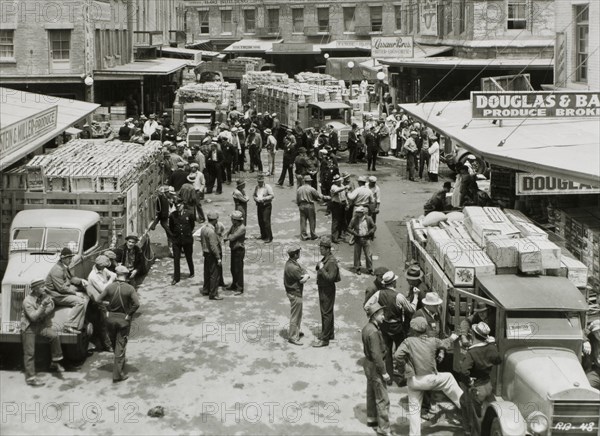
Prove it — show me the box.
[371,36,414,58]
[516,173,600,196]
[471,91,600,119]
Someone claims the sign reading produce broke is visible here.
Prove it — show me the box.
[516,173,600,195]
[371,36,414,58]
[471,91,600,119]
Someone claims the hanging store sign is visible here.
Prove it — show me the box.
[420,0,438,36]
[0,106,58,160]
[371,36,414,58]
[516,173,600,196]
[471,91,600,119]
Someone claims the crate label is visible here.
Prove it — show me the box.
[10,239,28,251]
[454,267,475,286]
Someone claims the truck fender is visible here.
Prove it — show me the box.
[484,400,528,436]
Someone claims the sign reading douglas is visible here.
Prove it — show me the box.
[371,36,414,58]
[516,173,600,196]
[471,91,600,119]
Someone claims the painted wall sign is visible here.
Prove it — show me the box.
[420,0,438,36]
[471,91,600,119]
[371,36,414,58]
[0,106,58,160]
[516,173,600,195]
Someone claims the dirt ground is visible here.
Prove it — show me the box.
[0,156,463,436]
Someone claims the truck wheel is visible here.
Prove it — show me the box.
[489,417,503,436]
[338,141,348,152]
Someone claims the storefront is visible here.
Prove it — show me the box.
[0,87,99,171]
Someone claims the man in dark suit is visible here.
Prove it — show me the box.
[169,197,195,285]
[206,141,224,194]
[169,161,189,192]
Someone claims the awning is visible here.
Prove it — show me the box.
[64,127,82,135]
[222,39,282,53]
[268,42,329,55]
[413,44,453,58]
[380,56,553,69]
[94,58,189,79]
[399,100,600,186]
[160,47,203,66]
[185,39,211,50]
[0,87,99,170]
[320,40,372,52]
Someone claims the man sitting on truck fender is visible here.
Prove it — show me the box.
[394,317,462,436]
[45,247,89,334]
[114,235,145,286]
[22,279,66,387]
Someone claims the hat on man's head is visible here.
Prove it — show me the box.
[257,174,265,181]
[373,266,390,277]
[422,292,443,306]
[381,271,399,285]
[236,179,246,187]
[149,114,156,119]
[405,265,423,281]
[187,173,197,182]
[125,234,139,242]
[366,302,384,318]
[351,123,358,128]
[30,279,46,291]
[190,163,199,169]
[94,255,110,267]
[303,175,313,182]
[354,206,367,214]
[298,147,307,153]
[368,176,377,183]
[115,265,129,275]
[472,322,491,339]
[264,128,272,135]
[357,175,367,183]
[332,174,342,182]
[207,211,219,220]
[287,245,301,256]
[319,237,332,248]
[341,172,350,180]
[163,141,173,147]
[473,301,488,313]
[410,317,428,333]
[60,247,74,258]
[272,113,277,117]
[219,123,229,130]
[443,181,452,190]
[104,250,117,260]
[467,154,476,161]
[231,210,244,221]
[177,161,185,168]
[410,130,418,136]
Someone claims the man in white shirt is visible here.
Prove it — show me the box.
[87,255,117,352]
[143,114,159,139]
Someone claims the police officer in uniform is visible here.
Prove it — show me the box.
[169,197,195,285]
[224,210,246,295]
[313,237,340,347]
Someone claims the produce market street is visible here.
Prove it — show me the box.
[0,158,461,435]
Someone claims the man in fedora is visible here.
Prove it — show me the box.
[405,265,428,311]
[189,164,206,223]
[232,179,250,225]
[395,317,462,436]
[412,292,444,339]
[253,174,274,243]
[313,237,340,348]
[246,126,263,173]
[284,246,310,345]
[361,302,393,435]
[95,265,140,383]
[459,301,497,348]
[365,266,390,304]
[224,210,246,295]
[329,174,348,243]
[277,129,297,187]
[197,211,223,300]
[348,206,376,275]
[22,279,65,386]
[45,247,89,334]
[296,175,329,241]
[458,321,501,426]
[364,270,419,382]
[143,113,159,140]
[115,234,144,286]
[402,130,419,181]
[169,197,196,286]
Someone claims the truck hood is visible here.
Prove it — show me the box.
[505,348,597,401]
[327,121,349,130]
[2,252,60,286]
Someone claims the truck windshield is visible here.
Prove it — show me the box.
[10,228,44,251]
[45,229,81,253]
[505,312,582,340]
[323,109,344,120]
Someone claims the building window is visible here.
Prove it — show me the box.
[343,7,355,32]
[49,30,71,60]
[507,1,527,30]
[267,9,279,32]
[575,4,589,82]
[292,8,304,33]
[0,30,14,58]
[370,6,383,32]
[221,10,232,34]
[394,6,402,32]
[458,0,466,34]
[198,10,209,34]
[317,7,329,32]
[244,9,255,33]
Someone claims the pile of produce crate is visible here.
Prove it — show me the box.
[177,82,238,106]
[229,56,265,71]
[294,72,340,86]
[242,71,289,86]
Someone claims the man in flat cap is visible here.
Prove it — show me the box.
[45,247,89,334]
[394,318,461,435]
[22,279,65,386]
[246,126,263,173]
[224,210,246,295]
[284,246,310,345]
[169,197,196,285]
[95,265,140,383]
[361,302,392,435]
[313,237,340,347]
[114,234,144,286]
[198,211,223,300]
[253,174,275,243]
[232,179,250,225]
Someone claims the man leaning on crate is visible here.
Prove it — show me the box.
[22,279,66,387]
[45,247,89,334]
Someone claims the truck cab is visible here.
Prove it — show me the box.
[305,102,352,151]
[184,102,216,148]
[1,210,106,360]
[451,276,599,436]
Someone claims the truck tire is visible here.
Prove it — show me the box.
[63,323,92,362]
[338,141,348,152]
[489,417,503,436]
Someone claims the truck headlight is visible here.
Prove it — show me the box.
[527,411,549,434]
